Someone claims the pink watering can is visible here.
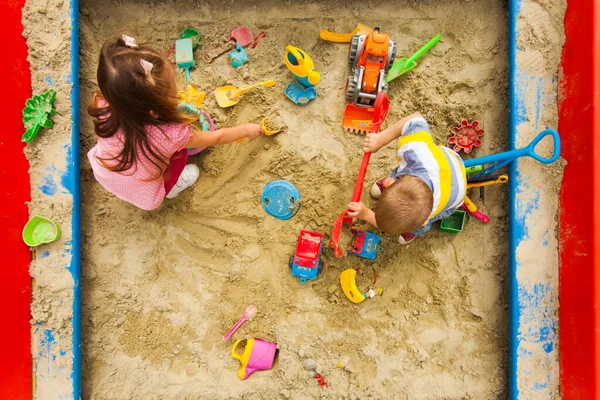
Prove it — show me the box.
[231,338,278,379]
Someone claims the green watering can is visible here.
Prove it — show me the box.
[385,34,441,83]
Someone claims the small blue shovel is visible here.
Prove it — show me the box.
[464,129,561,178]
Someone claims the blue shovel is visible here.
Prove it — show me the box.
[464,129,561,178]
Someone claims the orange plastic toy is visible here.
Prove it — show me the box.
[343,27,396,134]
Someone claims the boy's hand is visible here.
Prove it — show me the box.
[363,132,385,153]
[347,202,369,219]
[244,123,262,139]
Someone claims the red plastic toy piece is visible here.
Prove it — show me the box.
[448,120,484,153]
[314,374,328,388]
[293,230,324,269]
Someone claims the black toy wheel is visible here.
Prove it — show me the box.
[348,34,360,68]
[288,256,294,269]
[346,76,358,101]
[386,41,397,72]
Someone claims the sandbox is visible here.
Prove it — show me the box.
[4,0,583,399]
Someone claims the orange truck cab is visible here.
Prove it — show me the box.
[346,27,396,106]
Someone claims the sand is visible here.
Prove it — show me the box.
[22,0,564,398]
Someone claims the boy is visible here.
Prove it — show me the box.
[347,112,467,243]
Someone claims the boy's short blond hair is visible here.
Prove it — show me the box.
[375,175,433,234]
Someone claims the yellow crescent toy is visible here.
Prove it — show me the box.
[340,269,382,304]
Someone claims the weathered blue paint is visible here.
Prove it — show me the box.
[68,0,81,396]
[34,0,81,397]
[508,0,560,398]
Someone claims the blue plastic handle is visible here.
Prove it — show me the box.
[464,129,560,168]
[525,129,561,163]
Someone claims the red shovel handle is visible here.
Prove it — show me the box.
[349,93,389,203]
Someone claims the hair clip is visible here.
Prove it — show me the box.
[122,35,138,48]
[140,59,153,74]
[140,59,155,84]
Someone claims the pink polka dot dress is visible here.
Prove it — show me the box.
[88,121,192,210]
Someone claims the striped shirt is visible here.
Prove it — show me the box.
[391,117,467,219]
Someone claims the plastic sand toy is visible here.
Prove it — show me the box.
[261,180,301,220]
[448,120,484,153]
[289,230,324,284]
[439,210,467,234]
[284,83,317,105]
[385,34,441,83]
[464,129,560,179]
[178,27,201,50]
[22,215,61,247]
[342,27,396,134]
[347,228,384,259]
[176,38,195,83]
[201,27,265,64]
[223,305,257,341]
[260,116,284,136]
[177,84,205,109]
[22,89,56,143]
[466,165,483,175]
[228,43,248,68]
[284,45,320,88]
[340,269,383,304]
[283,45,320,105]
[232,338,277,380]
[303,359,328,387]
[319,23,372,43]
[462,196,490,223]
[215,80,276,108]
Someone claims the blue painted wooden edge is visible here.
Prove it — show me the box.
[508,0,559,398]
[68,0,81,396]
[508,1,519,396]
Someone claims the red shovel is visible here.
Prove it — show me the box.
[202,27,266,64]
[330,92,390,258]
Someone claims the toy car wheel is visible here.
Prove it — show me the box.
[288,256,294,269]
[346,76,358,101]
[348,34,360,68]
[386,41,397,72]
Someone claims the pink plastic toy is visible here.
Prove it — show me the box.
[223,305,257,341]
[231,338,278,379]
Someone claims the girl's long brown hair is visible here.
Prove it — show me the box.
[88,35,194,177]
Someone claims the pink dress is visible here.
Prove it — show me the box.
[88,121,192,210]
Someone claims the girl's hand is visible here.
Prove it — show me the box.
[347,202,369,219]
[244,123,262,139]
[363,133,385,153]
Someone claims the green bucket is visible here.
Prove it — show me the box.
[439,210,467,234]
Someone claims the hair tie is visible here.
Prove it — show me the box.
[122,35,138,48]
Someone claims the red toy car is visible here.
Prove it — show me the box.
[289,230,324,284]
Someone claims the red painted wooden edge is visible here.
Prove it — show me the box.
[0,0,33,398]
[558,0,600,398]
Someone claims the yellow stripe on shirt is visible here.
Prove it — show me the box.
[428,144,453,217]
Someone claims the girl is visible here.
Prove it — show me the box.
[87,35,261,210]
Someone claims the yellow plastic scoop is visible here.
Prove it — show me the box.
[215,80,276,108]
[260,117,283,136]
[234,116,284,143]
[319,24,372,43]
